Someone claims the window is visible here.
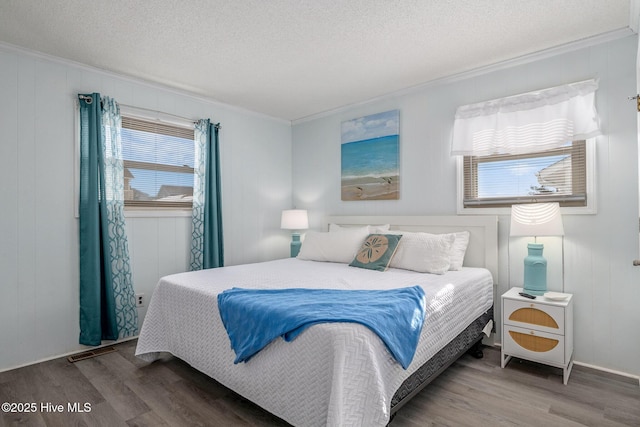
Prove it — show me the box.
[461,140,589,209]
[452,80,599,213]
[120,115,194,208]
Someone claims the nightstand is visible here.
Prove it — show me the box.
[501,287,574,384]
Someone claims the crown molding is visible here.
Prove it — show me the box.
[0,41,291,126]
[292,27,636,125]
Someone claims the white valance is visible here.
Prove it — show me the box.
[451,79,601,156]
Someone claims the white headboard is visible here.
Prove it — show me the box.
[325,215,498,283]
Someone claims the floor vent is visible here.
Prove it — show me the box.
[67,346,117,363]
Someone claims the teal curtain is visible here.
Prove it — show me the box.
[190,119,224,270]
[78,93,138,346]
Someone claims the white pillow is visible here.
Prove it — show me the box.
[449,231,470,270]
[329,223,367,232]
[328,223,391,233]
[369,224,391,233]
[389,232,455,274]
[297,228,369,263]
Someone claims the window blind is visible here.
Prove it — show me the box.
[120,116,195,208]
[463,140,586,208]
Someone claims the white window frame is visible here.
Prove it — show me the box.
[456,138,597,215]
[119,105,195,216]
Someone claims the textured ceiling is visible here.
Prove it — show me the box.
[0,0,633,121]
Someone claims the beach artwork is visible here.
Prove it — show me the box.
[341,110,400,201]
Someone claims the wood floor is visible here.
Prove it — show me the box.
[0,340,638,427]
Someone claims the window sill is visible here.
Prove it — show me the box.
[456,205,597,215]
[124,209,192,218]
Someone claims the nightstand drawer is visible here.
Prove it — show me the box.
[503,325,566,366]
[503,299,565,335]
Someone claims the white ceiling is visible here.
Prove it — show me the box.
[0,1,635,121]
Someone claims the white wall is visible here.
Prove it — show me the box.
[0,45,292,371]
[292,35,640,376]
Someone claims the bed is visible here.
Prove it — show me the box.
[135,215,498,426]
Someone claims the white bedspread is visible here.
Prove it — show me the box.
[135,258,493,426]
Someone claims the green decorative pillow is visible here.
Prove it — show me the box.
[349,234,402,272]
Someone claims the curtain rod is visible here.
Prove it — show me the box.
[77,95,221,129]
[122,103,222,130]
[119,103,200,126]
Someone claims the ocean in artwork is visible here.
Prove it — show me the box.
[341,136,399,201]
[341,110,399,201]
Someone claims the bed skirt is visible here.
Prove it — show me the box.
[390,306,494,413]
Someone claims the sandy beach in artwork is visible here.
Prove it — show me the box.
[341,174,399,200]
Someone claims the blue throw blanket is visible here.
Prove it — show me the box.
[217,286,427,369]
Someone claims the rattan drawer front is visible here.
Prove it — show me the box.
[503,324,566,366]
[504,299,564,334]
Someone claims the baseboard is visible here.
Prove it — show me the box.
[572,361,640,386]
[492,342,640,386]
[0,335,138,374]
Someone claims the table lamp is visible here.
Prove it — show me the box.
[510,202,564,295]
[281,209,309,257]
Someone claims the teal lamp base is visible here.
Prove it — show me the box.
[523,243,547,296]
[290,233,301,257]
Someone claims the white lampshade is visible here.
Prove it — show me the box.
[510,202,564,237]
[281,209,309,230]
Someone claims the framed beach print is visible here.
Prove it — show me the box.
[341,109,400,201]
